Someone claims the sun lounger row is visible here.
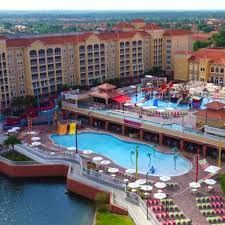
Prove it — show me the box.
[160,218,192,225]
[196,196,224,203]
[207,216,225,224]
[197,202,224,210]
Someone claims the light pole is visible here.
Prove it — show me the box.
[146,172,149,220]
[203,89,209,125]
[75,123,78,154]
[130,145,139,179]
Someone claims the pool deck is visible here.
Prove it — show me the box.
[17,125,225,225]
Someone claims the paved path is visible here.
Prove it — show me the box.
[15,144,154,225]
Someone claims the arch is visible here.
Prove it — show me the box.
[38,49,45,57]
[125,41,130,47]
[94,44,99,50]
[79,45,85,52]
[47,48,53,55]
[54,48,61,55]
[210,76,214,83]
[215,77,219,84]
[120,42,124,48]
[87,45,92,51]
[30,50,37,57]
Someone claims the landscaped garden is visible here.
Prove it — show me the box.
[2,151,33,161]
[220,173,225,195]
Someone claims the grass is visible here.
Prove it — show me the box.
[2,151,33,161]
[220,173,225,195]
[95,210,135,225]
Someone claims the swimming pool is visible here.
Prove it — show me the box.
[129,92,210,109]
[51,132,192,176]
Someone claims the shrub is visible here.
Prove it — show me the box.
[95,192,110,211]
[220,173,225,195]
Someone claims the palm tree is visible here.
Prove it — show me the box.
[173,154,178,170]
[4,135,21,151]
[130,150,134,166]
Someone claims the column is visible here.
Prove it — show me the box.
[203,145,207,158]
[105,121,109,131]
[159,133,163,145]
[140,129,144,140]
[122,125,125,135]
[180,139,184,151]
[90,117,93,127]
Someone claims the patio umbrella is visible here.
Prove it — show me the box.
[141,185,153,191]
[27,131,37,135]
[12,127,20,130]
[67,146,76,151]
[143,106,152,110]
[157,109,165,113]
[154,182,166,189]
[189,182,201,189]
[204,165,221,174]
[8,129,15,133]
[92,156,103,162]
[125,168,136,174]
[31,141,41,146]
[128,182,140,189]
[160,176,171,182]
[100,160,111,165]
[124,103,132,107]
[204,179,216,185]
[31,137,40,141]
[108,168,119,173]
[136,103,143,107]
[149,106,157,109]
[165,107,174,111]
[154,192,167,200]
[83,150,93,154]
[135,179,147,185]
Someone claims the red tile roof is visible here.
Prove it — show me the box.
[193,33,211,41]
[96,83,116,91]
[140,23,161,30]
[205,101,225,110]
[112,22,134,30]
[194,108,225,120]
[5,31,150,48]
[164,29,193,36]
[189,48,225,65]
[131,19,145,23]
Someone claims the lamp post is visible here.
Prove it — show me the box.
[146,172,149,220]
[203,89,209,125]
[75,123,78,154]
[130,145,139,179]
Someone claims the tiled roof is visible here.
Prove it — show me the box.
[164,29,193,36]
[6,31,150,47]
[205,101,225,110]
[189,48,225,65]
[193,33,211,41]
[194,108,225,120]
[97,83,116,91]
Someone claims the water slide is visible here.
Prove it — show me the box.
[57,121,68,135]
[176,97,183,106]
[69,122,76,135]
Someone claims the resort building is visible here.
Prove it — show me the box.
[174,48,225,83]
[0,19,193,110]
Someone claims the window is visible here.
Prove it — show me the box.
[38,49,45,57]
[215,67,219,73]
[30,50,37,58]
[215,77,219,84]
[210,67,215,73]
[47,48,53,56]
[200,67,205,72]
[55,48,61,55]
[220,78,223,84]
[220,68,224,74]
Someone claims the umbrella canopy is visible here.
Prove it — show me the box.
[165,107,174,111]
[143,106,152,110]
[108,167,119,173]
[128,182,140,189]
[141,185,153,191]
[204,165,221,174]
[204,179,216,185]
[154,192,167,200]
[160,176,171,182]
[27,131,37,135]
[31,141,41,146]
[83,150,93,154]
[189,182,201,189]
[135,179,147,185]
[124,102,132,107]
[31,137,40,141]
[154,182,166,189]
[12,127,20,130]
[67,146,76,151]
[125,168,136,174]
[136,103,143,107]
[8,129,16,133]
[149,106,157,109]
[157,109,165,113]
[100,160,111,165]
[92,156,103,162]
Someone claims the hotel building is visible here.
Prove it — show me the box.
[0,19,193,109]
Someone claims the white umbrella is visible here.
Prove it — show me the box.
[204,165,221,174]
[143,106,152,110]
[189,182,201,189]
[157,109,165,113]
[92,156,103,162]
[204,179,216,185]
[12,127,20,130]
[108,167,119,173]
[8,129,15,133]
[31,137,40,141]
[100,160,111,165]
[141,185,153,191]
[27,131,37,135]
[67,146,76,151]
[136,103,143,107]
[128,182,140,189]
[124,103,132,107]
[125,168,136,174]
[131,189,137,192]
[154,192,167,200]
[135,179,147,185]
[160,176,171,182]
[83,150,93,154]
[149,106,157,109]
[31,141,41,146]
[154,182,166,189]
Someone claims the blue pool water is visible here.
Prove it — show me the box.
[130,92,210,109]
[51,132,192,176]
[0,176,95,225]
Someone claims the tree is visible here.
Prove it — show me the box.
[193,40,211,51]
[3,135,21,151]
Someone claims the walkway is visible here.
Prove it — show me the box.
[15,144,154,225]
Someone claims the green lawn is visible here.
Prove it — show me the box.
[95,210,135,225]
[220,173,225,195]
[2,151,33,161]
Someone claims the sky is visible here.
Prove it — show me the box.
[1,0,225,11]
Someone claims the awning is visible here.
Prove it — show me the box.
[112,95,131,104]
